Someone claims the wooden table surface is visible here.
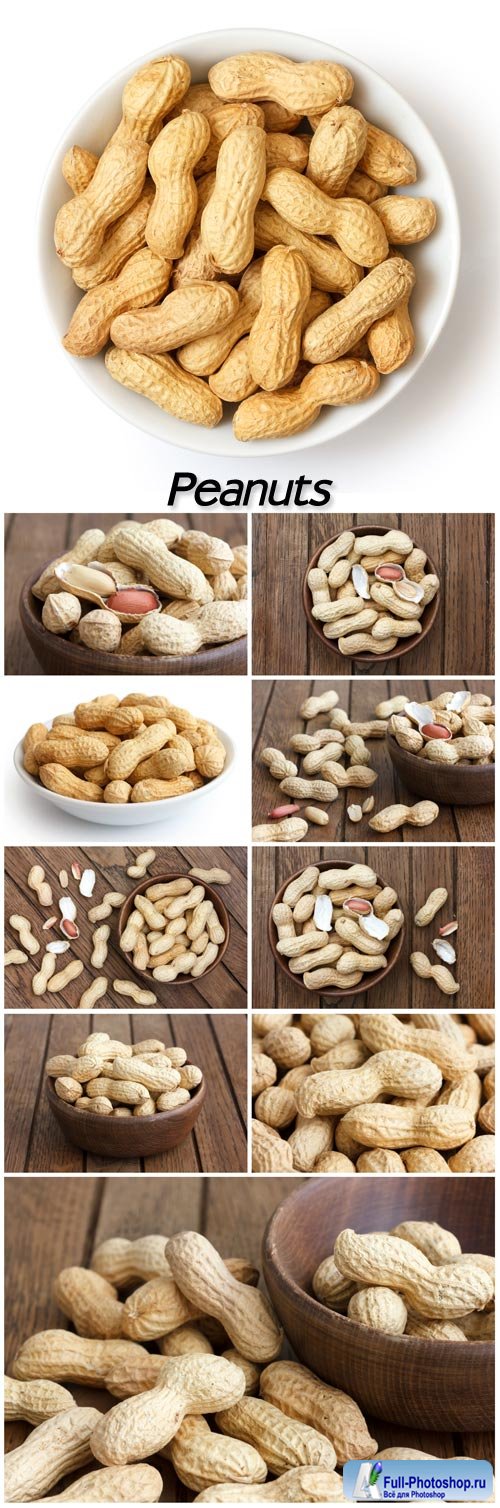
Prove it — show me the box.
[4,512,247,676]
[5,846,247,1011]
[253,678,495,843]
[253,844,494,1011]
[252,512,495,675]
[5,1178,492,1501]
[4,1013,248,1175]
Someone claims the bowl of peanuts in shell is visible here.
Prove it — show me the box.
[269,858,405,998]
[303,524,440,663]
[13,694,235,827]
[39,28,460,455]
[262,1177,494,1432]
[19,518,248,677]
[46,1059,207,1157]
[119,872,230,985]
[386,720,495,807]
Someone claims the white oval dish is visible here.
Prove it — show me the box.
[13,723,234,827]
[38,26,460,457]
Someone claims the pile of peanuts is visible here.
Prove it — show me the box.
[21,692,227,806]
[270,862,403,993]
[377,689,496,765]
[252,1012,495,1174]
[45,1031,203,1117]
[5,1230,373,1502]
[313,1221,495,1342]
[54,50,437,441]
[307,527,439,656]
[6,1229,489,1502]
[252,688,441,842]
[32,520,247,659]
[120,871,227,983]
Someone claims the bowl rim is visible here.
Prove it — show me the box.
[386,729,494,776]
[46,1066,206,1123]
[20,558,248,675]
[37,25,461,458]
[268,856,405,999]
[13,720,234,817]
[262,1180,492,1357]
[302,524,440,664]
[118,870,230,985]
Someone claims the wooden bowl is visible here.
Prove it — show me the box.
[387,732,495,806]
[262,1178,494,1431]
[302,525,440,664]
[268,859,404,998]
[119,872,230,987]
[19,562,247,677]
[46,1072,206,1157]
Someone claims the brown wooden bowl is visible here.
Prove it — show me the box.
[387,732,495,807]
[268,858,404,998]
[263,1177,494,1431]
[302,525,440,664]
[19,562,247,677]
[119,873,230,987]
[46,1072,206,1157]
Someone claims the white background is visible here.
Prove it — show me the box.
[4,0,499,505]
[4,676,251,845]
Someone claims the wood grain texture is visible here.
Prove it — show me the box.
[253,844,494,1010]
[252,678,495,842]
[5,1013,247,1174]
[4,846,247,1011]
[5,1178,492,1499]
[252,513,494,674]
[5,512,247,677]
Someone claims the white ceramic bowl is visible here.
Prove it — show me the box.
[13,723,234,827]
[39,27,460,456]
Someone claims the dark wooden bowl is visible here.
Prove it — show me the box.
[263,1178,494,1431]
[46,1072,206,1157]
[387,732,495,807]
[19,562,247,677]
[268,858,404,999]
[302,525,440,664]
[119,872,230,987]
